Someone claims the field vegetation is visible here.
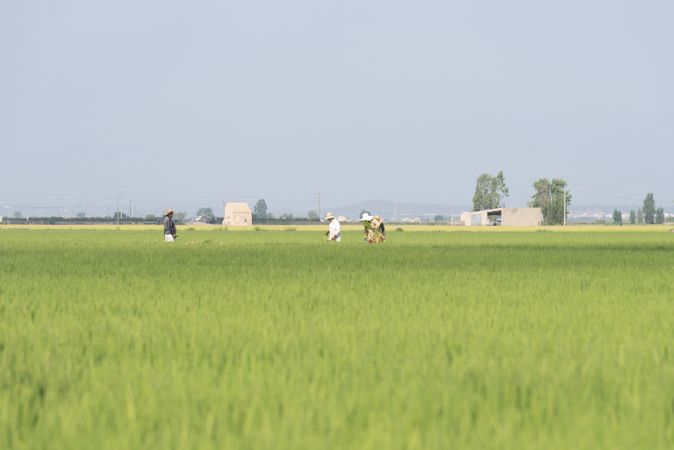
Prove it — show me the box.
[1,228,674,449]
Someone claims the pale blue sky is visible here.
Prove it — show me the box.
[1,0,673,213]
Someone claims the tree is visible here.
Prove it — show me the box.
[76,212,86,219]
[307,210,319,221]
[145,214,159,222]
[253,199,268,220]
[612,210,622,225]
[636,209,644,224]
[529,178,571,225]
[174,212,187,223]
[434,215,446,223]
[13,211,22,219]
[643,193,656,224]
[656,208,665,224]
[629,210,636,224]
[472,171,509,211]
[196,207,215,223]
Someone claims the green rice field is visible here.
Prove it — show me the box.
[2,227,674,449]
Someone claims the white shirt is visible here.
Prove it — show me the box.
[328,219,341,241]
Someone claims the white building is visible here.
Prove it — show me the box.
[460,208,543,227]
[223,203,253,226]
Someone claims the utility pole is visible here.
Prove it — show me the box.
[116,191,123,225]
[317,193,321,222]
[563,189,567,226]
[129,200,132,219]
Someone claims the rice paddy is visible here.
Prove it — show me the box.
[1,227,674,449]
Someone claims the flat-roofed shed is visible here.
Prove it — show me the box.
[460,208,543,227]
[223,202,253,226]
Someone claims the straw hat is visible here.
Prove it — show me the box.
[325,212,335,221]
[360,212,373,221]
[164,208,174,216]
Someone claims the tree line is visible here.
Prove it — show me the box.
[613,193,667,225]
[474,171,671,226]
[251,199,320,223]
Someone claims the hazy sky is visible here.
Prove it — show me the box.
[2,0,673,213]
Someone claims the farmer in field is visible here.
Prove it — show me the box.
[373,215,386,238]
[361,213,385,243]
[325,212,341,242]
[163,208,177,242]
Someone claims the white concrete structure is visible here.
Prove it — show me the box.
[460,208,543,227]
[223,202,253,226]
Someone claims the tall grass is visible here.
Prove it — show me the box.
[1,230,674,449]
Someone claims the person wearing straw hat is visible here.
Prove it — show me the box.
[325,212,341,242]
[372,215,386,238]
[163,208,177,242]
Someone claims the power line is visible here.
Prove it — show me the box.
[574,188,674,204]
[573,188,642,203]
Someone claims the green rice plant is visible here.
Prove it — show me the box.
[1,229,674,450]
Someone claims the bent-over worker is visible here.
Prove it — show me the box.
[360,212,385,243]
